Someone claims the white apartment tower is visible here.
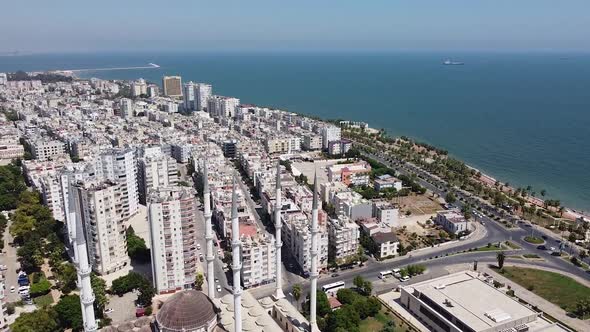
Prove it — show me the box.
[208,95,240,118]
[148,186,199,294]
[138,154,178,204]
[241,234,276,289]
[328,215,360,263]
[40,173,66,221]
[131,79,148,97]
[92,149,140,217]
[183,81,196,111]
[321,125,341,149]
[74,181,130,275]
[119,98,134,118]
[194,83,212,111]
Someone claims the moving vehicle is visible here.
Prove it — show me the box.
[10,286,15,293]
[322,281,345,296]
[104,308,114,314]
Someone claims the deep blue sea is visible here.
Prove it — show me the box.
[1,52,589,211]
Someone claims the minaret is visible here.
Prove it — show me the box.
[309,172,320,332]
[273,161,285,300]
[72,185,98,332]
[203,159,215,298]
[231,175,243,332]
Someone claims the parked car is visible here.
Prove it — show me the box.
[536,245,547,250]
[9,286,15,293]
[400,276,410,282]
[104,308,114,314]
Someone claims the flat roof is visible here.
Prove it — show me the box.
[406,271,538,331]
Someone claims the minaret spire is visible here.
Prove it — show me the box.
[72,184,98,332]
[309,171,320,332]
[203,158,215,298]
[231,174,243,332]
[273,161,285,300]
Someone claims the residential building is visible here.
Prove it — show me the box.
[371,231,399,258]
[183,81,196,111]
[0,138,24,160]
[40,174,66,221]
[194,83,212,111]
[374,174,403,191]
[436,209,469,234]
[138,154,179,204]
[222,139,238,159]
[148,187,199,294]
[171,143,192,163]
[0,280,7,331]
[328,215,360,264]
[373,201,400,228]
[131,78,147,97]
[281,212,329,275]
[119,98,134,118]
[321,125,341,149]
[74,180,130,275]
[162,76,182,97]
[399,270,569,332]
[301,133,322,151]
[31,140,66,161]
[0,73,6,85]
[147,85,159,97]
[241,232,276,288]
[327,161,371,186]
[208,95,240,118]
[265,136,301,154]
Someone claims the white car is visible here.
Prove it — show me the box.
[400,276,410,282]
[216,285,222,292]
[104,308,114,314]
[10,286,15,293]
[196,244,201,250]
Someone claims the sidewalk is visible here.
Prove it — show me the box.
[484,265,590,332]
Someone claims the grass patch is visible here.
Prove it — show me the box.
[474,245,504,252]
[500,266,590,312]
[505,241,521,249]
[523,254,541,259]
[360,307,416,332]
[33,293,53,307]
[524,236,544,244]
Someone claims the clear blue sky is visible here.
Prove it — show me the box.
[2,0,589,53]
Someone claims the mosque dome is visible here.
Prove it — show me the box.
[155,290,217,332]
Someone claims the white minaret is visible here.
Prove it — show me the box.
[231,175,243,332]
[72,185,98,332]
[203,159,216,298]
[309,172,320,332]
[273,161,285,300]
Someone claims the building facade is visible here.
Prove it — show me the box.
[162,76,182,97]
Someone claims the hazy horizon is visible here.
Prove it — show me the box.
[2,0,589,54]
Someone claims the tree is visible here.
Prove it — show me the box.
[325,305,360,332]
[292,284,302,306]
[91,273,108,315]
[56,263,78,294]
[55,295,83,331]
[496,251,506,269]
[580,250,588,260]
[303,291,331,318]
[194,273,204,291]
[11,309,60,332]
[353,276,372,296]
[126,227,150,262]
[445,192,456,204]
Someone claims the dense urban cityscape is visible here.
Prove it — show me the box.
[0,70,589,332]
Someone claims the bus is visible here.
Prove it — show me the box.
[322,281,345,296]
[379,270,394,279]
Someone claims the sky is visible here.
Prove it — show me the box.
[1,0,589,53]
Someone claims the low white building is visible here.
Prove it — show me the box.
[371,231,399,258]
[373,201,399,228]
[374,174,403,192]
[436,209,469,234]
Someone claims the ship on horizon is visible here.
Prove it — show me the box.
[443,59,464,65]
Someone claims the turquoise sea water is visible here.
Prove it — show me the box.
[1,52,589,211]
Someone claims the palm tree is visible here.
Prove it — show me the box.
[496,251,506,269]
[292,284,302,308]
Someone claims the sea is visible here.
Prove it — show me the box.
[1,52,589,211]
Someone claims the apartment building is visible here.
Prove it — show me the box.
[0,137,24,160]
[373,200,400,228]
[162,76,182,97]
[241,232,276,288]
[148,187,199,294]
[321,125,341,149]
[208,95,240,118]
[194,83,212,111]
[327,161,371,186]
[265,136,301,154]
[182,82,196,111]
[281,212,329,275]
[131,79,147,97]
[374,174,403,191]
[118,98,134,118]
[138,154,178,204]
[31,139,66,161]
[74,180,130,275]
[301,132,322,151]
[40,173,66,221]
[328,215,360,264]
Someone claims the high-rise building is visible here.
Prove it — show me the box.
[327,215,360,264]
[194,83,212,111]
[148,186,199,294]
[207,95,240,118]
[0,280,7,330]
[131,78,148,97]
[162,76,182,97]
[138,154,179,204]
[147,85,159,97]
[182,82,196,111]
[321,125,341,149]
[74,180,130,275]
[119,98,134,118]
[92,149,140,218]
[0,73,7,85]
[40,173,66,221]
